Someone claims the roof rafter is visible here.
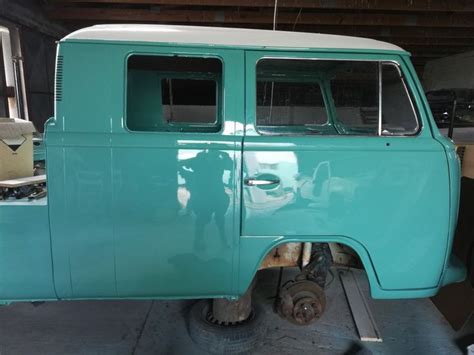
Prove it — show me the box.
[48,0,474,13]
[47,7,474,28]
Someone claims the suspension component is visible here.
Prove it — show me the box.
[276,280,326,325]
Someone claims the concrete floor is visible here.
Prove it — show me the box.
[0,268,470,355]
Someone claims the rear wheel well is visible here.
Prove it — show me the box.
[238,236,378,298]
[258,241,363,272]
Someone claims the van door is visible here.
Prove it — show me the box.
[113,48,244,297]
[241,51,450,291]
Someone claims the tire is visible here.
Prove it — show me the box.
[188,300,266,354]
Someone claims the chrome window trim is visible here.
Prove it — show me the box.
[378,62,382,136]
[380,61,421,136]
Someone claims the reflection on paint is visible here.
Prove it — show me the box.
[177,149,233,251]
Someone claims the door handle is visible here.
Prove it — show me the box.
[245,178,280,186]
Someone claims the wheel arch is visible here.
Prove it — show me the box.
[237,235,382,296]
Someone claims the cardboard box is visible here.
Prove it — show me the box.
[0,118,36,181]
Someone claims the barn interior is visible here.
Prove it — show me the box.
[0,1,473,354]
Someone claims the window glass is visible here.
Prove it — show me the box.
[330,61,379,135]
[256,59,328,135]
[256,59,419,137]
[257,82,327,126]
[256,59,380,136]
[127,55,222,132]
[381,63,419,135]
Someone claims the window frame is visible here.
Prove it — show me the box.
[124,52,224,134]
[253,56,422,138]
[379,61,421,136]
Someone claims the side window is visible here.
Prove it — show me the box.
[330,61,379,135]
[127,55,222,133]
[256,59,328,135]
[381,63,419,135]
[255,58,419,136]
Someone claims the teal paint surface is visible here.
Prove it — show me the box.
[239,50,455,297]
[241,136,449,289]
[45,42,244,299]
[127,69,163,131]
[0,200,56,300]
[0,37,464,302]
[33,138,46,162]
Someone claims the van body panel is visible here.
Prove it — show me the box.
[0,200,56,301]
[240,50,456,294]
[241,136,449,290]
[0,30,464,302]
[46,42,245,298]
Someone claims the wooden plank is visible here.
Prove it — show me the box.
[49,0,474,13]
[0,175,46,188]
[57,21,474,40]
[340,269,383,342]
[0,1,67,38]
[286,25,474,39]
[47,7,474,28]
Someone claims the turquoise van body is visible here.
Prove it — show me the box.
[0,25,466,303]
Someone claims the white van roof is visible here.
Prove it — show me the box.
[64,24,405,53]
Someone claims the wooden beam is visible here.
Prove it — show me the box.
[0,1,67,38]
[340,270,382,342]
[376,38,474,47]
[278,25,474,39]
[56,20,474,40]
[404,46,474,54]
[410,53,455,59]
[49,0,474,13]
[47,7,474,28]
[52,19,470,57]
[0,175,46,188]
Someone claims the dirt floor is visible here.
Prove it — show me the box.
[0,268,471,354]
